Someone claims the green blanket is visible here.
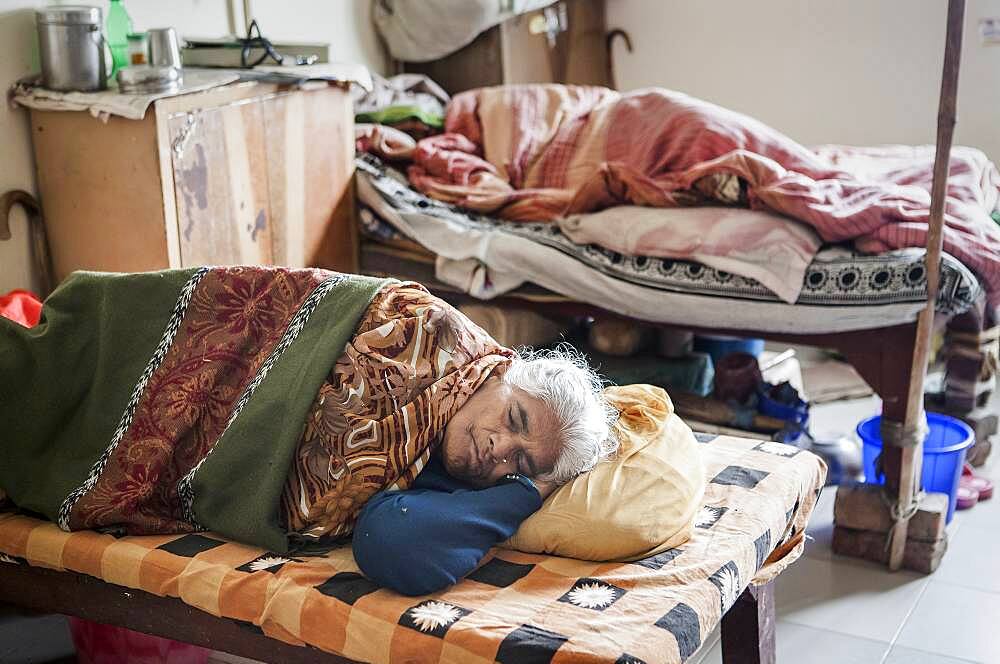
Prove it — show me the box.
[0,267,387,553]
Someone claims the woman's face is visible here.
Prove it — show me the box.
[439,376,561,487]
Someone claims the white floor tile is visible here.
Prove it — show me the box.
[884,645,982,664]
[896,580,1000,664]
[931,521,1000,594]
[689,622,888,664]
[774,622,889,663]
[803,486,836,561]
[978,453,998,482]
[950,490,1000,533]
[687,625,720,664]
[0,614,76,663]
[774,555,930,643]
[799,397,874,563]
[693,638,722,664]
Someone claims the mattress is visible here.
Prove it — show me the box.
[0,432,825,664]
[357,156,983,334]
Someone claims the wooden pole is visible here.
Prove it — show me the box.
[886,0,966,571]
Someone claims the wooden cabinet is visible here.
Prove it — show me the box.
[30,81,359,282]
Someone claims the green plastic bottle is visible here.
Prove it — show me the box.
[106,0,133,76]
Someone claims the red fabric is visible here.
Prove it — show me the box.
[405,86,1000,305]
[68,618,210,664]
[0,289,42,327]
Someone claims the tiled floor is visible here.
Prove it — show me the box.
[691,389,1000,664]
[0,608,76,664]
[1,382,996,664]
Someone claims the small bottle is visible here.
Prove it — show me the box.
[106,0,133,76]
[127,32,148,65]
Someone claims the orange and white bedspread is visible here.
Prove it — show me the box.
[0,433,825,664]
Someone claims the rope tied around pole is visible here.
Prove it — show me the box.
[881,486,926,555]
[879,417,929,449]
[877,412,929,564]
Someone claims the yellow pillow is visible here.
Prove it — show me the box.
[503,384,706,561]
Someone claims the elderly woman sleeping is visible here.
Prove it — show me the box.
[0,266,622,596]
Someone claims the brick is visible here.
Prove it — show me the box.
[833,484,947,543]
[831,526,947,574]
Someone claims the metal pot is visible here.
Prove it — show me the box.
[116,65,181,95]
[36,6,108,92]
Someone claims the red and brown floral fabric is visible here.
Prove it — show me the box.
[68,267,333,533]
[280,282,514,540]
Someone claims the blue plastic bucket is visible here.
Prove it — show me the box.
[858,413,974,522]
[693,335,765,364]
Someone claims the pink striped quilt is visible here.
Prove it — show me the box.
[407,85,1000,305]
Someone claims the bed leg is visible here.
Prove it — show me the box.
[837,323,934,572]
[720,582,775,664]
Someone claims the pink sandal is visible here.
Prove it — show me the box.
[962,463,993,501]
[956,484,980,510]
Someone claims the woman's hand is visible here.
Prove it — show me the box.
[532,478,559,500]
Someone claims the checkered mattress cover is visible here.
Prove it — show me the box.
[0,434,826,664]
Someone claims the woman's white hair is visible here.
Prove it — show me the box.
[502,344,619,484]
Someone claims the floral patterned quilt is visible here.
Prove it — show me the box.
[0,267,387,552]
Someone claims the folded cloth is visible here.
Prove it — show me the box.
[355,123,418,161]
[11,70,239,120]
[374,0,557,62]
[559,206,822,303]
[403,85,1000,306]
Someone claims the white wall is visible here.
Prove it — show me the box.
[0,1,42,293]
[251,1,385,71]
[608,0,1000,162]
[0,0,384,293]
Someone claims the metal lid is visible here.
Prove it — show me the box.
[36,5,102,26]
[116,65,182,94]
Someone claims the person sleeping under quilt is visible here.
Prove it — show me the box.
[0,267,704,596]
[357,84,1000,309]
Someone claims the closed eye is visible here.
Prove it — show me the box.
[507,407,518,432]
[516,401,529,433]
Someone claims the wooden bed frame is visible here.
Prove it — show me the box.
[1,561,777,664]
